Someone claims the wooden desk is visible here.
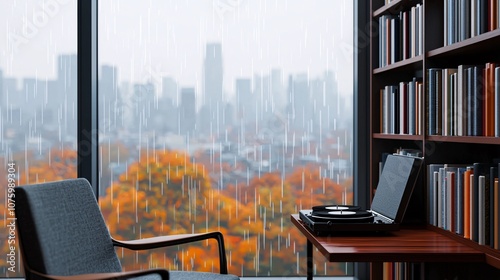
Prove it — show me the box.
[291,214,485,280]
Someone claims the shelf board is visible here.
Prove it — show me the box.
[427,29,500,58]
[373,0,402,17]
[427,225,500,269]
[373,55,423,74]
[427,135,500,145]
[373,133,422,141]
[373,0,420,18]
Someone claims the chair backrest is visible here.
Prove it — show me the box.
[15,178,122,278]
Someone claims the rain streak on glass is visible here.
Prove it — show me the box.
[97,0,354,277]
[0,0,353,278]
[0,0,78,277]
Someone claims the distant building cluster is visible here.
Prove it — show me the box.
[0,43,353,189]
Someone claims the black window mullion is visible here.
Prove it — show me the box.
[77,0,99,197]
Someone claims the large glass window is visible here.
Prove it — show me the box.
[95,0,355,277]
[0,0,78,277]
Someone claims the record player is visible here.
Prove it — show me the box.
[299,153,423,235]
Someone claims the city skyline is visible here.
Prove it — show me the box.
[0,0,353,97]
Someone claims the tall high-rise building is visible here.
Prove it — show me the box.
[99,65,121,132]
[203,43,223,106]
[162,76,178,105]
[180,87,196,136]
[235,78,252,122]
[288,73,312,130]
[57,54,78,136]
[201,43,224,135]
[270,69,285,111]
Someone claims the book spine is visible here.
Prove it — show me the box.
[479,175,486,245]
[418,82,423,135]
[495,67,500,136]
[467,67,474,135]
[490,0,498,31]
[436,70,443,135]
[445,0,449,46]
[495,178,499,249]
[464,169,472,239]
[485,63,495,136]
[457,168,465,235]
[461,0,472,40]
[473,66,484,136]
[428,69,437,135]
[458,65,466,136]
[409,78,416,135]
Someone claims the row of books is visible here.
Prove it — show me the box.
[427,64,500,136]
[444,0,500,46]
[378,4,423,68]
[428,162,500,248]
[383,262,421,280]
[380,78,423,135]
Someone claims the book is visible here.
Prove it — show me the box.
[428,164,445,226]
[460,0,472,41]
[457,65,470,136]
[495,178,499,249]
[485,63,496,137]
[478,0,488,35]
[479,175,486,245]
[496,67,500,136]
[436,70,443,135]
[456,167,466,235]
[490,0,498,31]
[472,162,496,242]
[472,66,484,136]
[490,166,498,247]
[464,168,473,239]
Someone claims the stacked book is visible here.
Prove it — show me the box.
[427,64,500,136]
[428,162,500,248]
[383,262,420,280]
[444,0,500,46]
[378,4,423,68]
[380,78,423,135]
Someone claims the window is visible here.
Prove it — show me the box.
[0,0,78,276]
[98,0,354,277]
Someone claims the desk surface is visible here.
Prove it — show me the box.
[291,214,485,263]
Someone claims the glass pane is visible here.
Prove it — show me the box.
[99,0,353,276]
[0,0,78,277]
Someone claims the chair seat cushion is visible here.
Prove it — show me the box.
[169,271,239,280]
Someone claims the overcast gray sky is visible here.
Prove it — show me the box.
[0,0,353,96]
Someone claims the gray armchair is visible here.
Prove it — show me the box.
[15,178,240,280]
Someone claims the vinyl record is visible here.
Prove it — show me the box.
[312,209,373,219]
[312,205,361,212]
[309,209,375,223]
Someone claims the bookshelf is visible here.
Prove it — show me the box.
[369,0,500,278]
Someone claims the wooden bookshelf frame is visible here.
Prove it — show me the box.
[369,0,500,277]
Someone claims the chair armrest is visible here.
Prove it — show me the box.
[27,268,169,280]
[112,231,228,274]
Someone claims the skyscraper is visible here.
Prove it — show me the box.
[180,87,196,136]
[200,43,224,135]
[235,78,252,122]
[203,43,223,106]
[99,65,121,132]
